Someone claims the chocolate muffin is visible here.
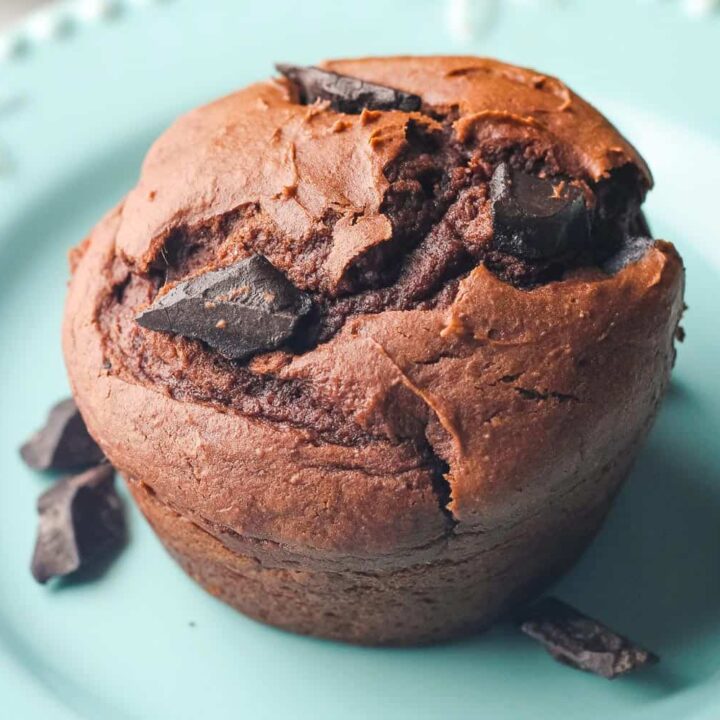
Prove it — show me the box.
[63,56,684,645]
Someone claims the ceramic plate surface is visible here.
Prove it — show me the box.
[1,1,719,718]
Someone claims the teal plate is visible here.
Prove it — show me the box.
[1,1,719,718]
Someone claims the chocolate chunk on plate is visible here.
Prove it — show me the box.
[601,236,655,275]
[490,163,590,260]
[136,255,313,361]
[20,397,105,472]
[31,464,125,584]
[519,597,659,679]
[276,63,422,114]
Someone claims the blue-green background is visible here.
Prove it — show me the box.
[1,1,719,718]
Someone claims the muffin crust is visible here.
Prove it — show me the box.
[64,56,684,643]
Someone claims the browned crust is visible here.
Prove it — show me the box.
[63,56,684,643]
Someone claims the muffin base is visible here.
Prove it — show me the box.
[127,452,632,645]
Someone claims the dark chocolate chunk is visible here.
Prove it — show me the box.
[601,236,655,275]
[630,210,652,238]
[20,398,105,472]
[276,63,422,114]
[136,255,313,361]
[490,163,591,260]
[31,464,125,583]
[519,598,659,679]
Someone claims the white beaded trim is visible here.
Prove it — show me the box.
[2,0,717,61]
[446,0,719,44]
[0,0,173,176]
[683,0,720,18]
[0,0,173,64]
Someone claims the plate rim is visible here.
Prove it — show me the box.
[1,3,719,719]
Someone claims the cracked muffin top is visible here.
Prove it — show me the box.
[66,56,683,561]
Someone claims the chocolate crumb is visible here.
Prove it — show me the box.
[519,597,659,679]
[276,64,422,114]
[31,464,125,584]
[20,398,105,472]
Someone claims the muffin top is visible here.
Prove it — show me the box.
[116,56,650,290]
[66,57,682,559]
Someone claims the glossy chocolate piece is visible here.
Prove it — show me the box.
[519,598,659,679]
[20,398,105,471]
[602,236,655,275]
[31,464,125,583]
[490,163,590,260]
[137,255,312,361]
[276,63,421,114]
